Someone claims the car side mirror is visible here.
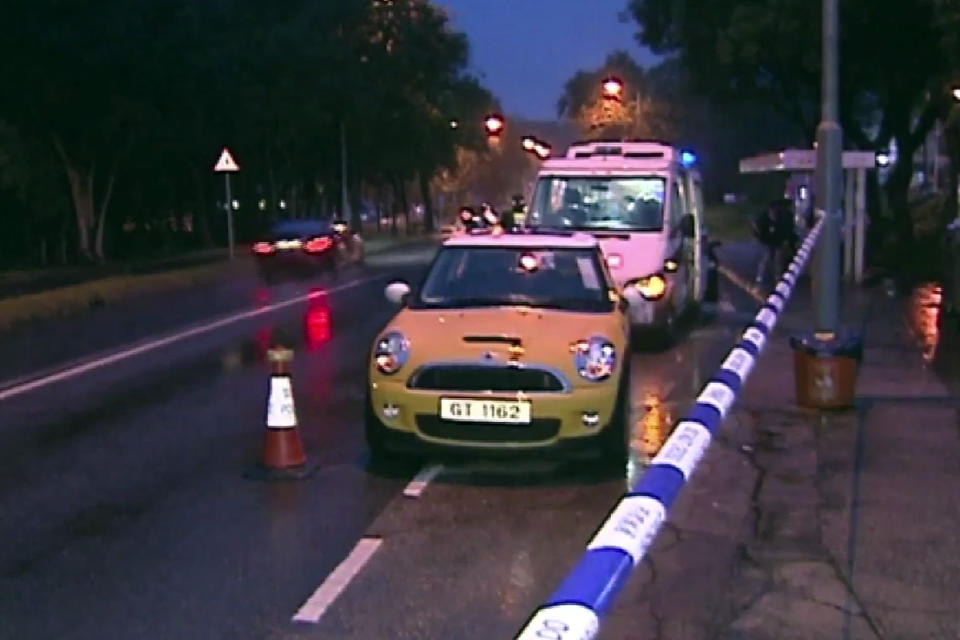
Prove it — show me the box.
[385,280,411,306]
[680,213,696,238]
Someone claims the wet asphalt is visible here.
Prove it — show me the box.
[0,241,774,640]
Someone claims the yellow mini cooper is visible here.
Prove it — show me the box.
[365,231,632,464]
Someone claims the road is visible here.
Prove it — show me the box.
[0,240,781,640]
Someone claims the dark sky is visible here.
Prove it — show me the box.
[437,0,660,121]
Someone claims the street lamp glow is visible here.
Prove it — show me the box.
[521,136,537,151]
[258,199,267,211]
[449,119,459,129]
[952,87,960,102]
[279,199,288,210]
[876,152,891,167]
[484,114,505,135]
[231,199,240,210]
[602,76,624,99]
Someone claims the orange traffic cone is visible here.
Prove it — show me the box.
[244,346,318,481]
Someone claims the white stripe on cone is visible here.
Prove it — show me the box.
[266,376,297,428]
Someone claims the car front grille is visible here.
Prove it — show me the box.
[415,415,561,443]
[407,364,566,393]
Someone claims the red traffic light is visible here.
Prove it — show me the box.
[602,76,624,100]
[484,114,505,135]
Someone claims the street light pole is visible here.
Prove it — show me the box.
[225,173,234,260]
[340,119,351,222]
[813,0,843,336]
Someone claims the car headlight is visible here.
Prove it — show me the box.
[572,336,617,382]
[632,273,667,300]
[374,331,409,374]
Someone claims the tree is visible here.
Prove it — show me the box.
[0,0,496,265]
[557,51,675,140]
[629,0,960,250]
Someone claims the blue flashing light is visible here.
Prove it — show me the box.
[680,150,697,167]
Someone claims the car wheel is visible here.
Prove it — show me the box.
[598,360,631,469]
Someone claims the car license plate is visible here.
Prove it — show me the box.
[275,239,302,250]
[439,398,531,424]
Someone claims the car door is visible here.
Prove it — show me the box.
[671,176,693,310]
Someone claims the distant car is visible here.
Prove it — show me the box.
[252,219,364,282]
[365,230,632,465]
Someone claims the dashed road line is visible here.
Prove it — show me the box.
[403,464,443,498]
[291,536,383,624]
[0,275,381,402]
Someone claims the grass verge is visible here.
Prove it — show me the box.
[0,233,438,330]
[704,202,756,243]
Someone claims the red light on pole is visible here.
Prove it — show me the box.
[602,76,624,100]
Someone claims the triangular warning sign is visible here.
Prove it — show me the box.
[213,148,240,172]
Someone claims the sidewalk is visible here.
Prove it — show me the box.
[717,282,960,638]
[596,276,960,639]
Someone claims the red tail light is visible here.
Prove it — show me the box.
[304,236,333,253]
[253,241,275,255]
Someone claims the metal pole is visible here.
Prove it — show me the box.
[225,173,235,260]
[813,0,843,335]
[340,120,351,222]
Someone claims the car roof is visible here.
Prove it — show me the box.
[443,231,598,249]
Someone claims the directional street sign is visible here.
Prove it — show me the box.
[214,148,240,173]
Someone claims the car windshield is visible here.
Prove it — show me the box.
[269,219,331,240]
[412,246,614,313]
[527,176,666,232]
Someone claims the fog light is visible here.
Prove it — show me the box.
[382,404,400,419]
[582,411,600,428]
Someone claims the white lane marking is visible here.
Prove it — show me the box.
[291,537,383,623]
[403,464,443,498]
[0,275,380,402]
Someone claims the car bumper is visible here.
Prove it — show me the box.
[622,288,672,327]
[255,251,336,269]
[368,380,620,454]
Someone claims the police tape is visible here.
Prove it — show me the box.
[514,217,825,640]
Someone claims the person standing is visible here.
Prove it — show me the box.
[752,201,796,285]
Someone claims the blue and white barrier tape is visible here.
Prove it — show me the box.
[515,217,825,640]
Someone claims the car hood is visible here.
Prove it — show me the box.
[378,306,627,384]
